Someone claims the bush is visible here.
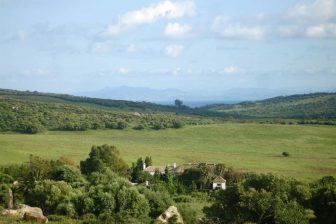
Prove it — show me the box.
[282,152,290,157]
[153,123,165,130]
[172,120,184,129]
[117,121,128,129]
[133,124,145,130]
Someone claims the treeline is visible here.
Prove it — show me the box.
[0,97,212,134]
[1,145,335,224]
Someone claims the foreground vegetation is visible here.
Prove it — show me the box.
[0,123,335,181]
[0,145,335,224]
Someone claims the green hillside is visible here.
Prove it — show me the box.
[0,96,214,134]
[203,92,336,119]
[0,88,230,118]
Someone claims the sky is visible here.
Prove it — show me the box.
[0,0,336,94]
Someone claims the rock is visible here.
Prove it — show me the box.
[0,204,48,223]
[6,188,13,209]
[24,211,48,224]
[133,112,142,117]
[155,205,183,224]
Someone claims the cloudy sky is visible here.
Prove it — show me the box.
[0,0,336,94]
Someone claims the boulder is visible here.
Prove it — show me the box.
[24,211,48,224]
[155,205,183,224]
[0,204,48,223]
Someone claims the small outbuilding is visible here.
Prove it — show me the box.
[212,176,226,190]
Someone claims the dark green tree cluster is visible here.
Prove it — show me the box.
[203,173,336,224]
[178,163,244,191]
[0,145,200,223]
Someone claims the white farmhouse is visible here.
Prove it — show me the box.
[212,176,226,190]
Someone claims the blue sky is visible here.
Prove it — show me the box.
[0,0,336,94]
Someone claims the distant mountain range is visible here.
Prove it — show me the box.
[77,86,188,103]
[77,86,327,106]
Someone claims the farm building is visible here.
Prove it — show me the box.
[212,176,226,190]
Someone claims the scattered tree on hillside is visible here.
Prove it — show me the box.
[174,99,183,108]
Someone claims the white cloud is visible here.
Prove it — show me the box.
[212,16,264,40]
[223,66,241,74]
[287,0,336,21]
[105,1,195,36]
[164,22,192,38]
[118,67,129,74]
[165,44,184,57]
[281,0,336,38]
[306,23,336,38]
[126,44,136,53]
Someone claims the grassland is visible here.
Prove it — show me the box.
[0,123,335,181]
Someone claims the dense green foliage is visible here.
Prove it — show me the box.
[80,145,129,176]
[0,96,211,134]
[204,174,312,223]
[204,92,336,119]
[0,145,335,223]
[0,145,211,223]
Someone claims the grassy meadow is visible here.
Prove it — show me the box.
[0,123,335,181]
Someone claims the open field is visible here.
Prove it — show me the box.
[0,123,335,181]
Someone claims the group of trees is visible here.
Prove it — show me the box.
[0,145,335,223]
[203,174,336,224]
[0,145,202,223]
[0,98,212,134]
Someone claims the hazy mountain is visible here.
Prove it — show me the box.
[76,86,333,107]
[77,86,189,103]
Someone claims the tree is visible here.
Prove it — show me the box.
[115,186,150,223]
[136,158,144,170]
[80,145,129,176]
[144,156,152,166]
[163,167,176,194]
[138,187,173,219]
[51,165,85,187]
[26,180,75,215]
[174,99,183,108]
[311,176,336,224]
[204,174,311,224]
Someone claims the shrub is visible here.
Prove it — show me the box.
[282,152,290,157]
[117,121,128,129]
[133,124,145,130]
[172,120,184,129]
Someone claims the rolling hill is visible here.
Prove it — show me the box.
[203,92,336,119]
[1,88,335,122]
